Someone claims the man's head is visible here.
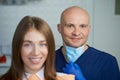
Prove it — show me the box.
[57,6,90,48]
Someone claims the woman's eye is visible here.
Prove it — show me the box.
[23,43,31,47]
[24,44,30,46]
[39,43,47,47]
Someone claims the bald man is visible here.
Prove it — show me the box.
[55,6,120,80]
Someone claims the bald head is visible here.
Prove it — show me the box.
[60,6,90,24]
[58,6,90,48]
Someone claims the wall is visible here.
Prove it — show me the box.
[0,0,93,49]
[93,0,120,67]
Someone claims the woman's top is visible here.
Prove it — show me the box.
[22,67,74,80]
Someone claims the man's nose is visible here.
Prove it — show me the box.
[72,27,81,36]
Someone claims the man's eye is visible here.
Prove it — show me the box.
[66,24,74,28]
[80,24,88,28]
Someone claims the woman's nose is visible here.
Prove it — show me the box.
[32,45,39,55]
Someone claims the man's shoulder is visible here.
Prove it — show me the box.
[88,46,117,61]
[56,46,63,54]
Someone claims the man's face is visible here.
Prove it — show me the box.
[58,9,90,48]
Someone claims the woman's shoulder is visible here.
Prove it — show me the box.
[56,72,75,80]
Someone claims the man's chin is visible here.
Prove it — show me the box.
[69,44,82,48]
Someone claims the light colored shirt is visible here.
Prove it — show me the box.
[22,67,74,80]
[22,67,44,80]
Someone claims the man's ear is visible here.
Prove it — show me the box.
[57,24,61,33]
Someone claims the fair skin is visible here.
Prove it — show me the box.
[21,28,48,74]
[58,6,90,49]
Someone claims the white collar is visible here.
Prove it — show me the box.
[22,67,44,80]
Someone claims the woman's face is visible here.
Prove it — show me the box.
[21,28,48,73]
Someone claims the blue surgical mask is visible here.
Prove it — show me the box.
[65,45,84,62]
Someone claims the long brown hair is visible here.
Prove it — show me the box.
[0,16,56,80]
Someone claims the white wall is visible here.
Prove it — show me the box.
[93,0,120,67]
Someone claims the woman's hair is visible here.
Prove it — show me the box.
[0,16,56,80]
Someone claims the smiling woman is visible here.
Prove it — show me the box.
[0,16,74,80]
[0,16,56,80]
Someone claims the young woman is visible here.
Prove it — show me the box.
[0,16,74,80]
